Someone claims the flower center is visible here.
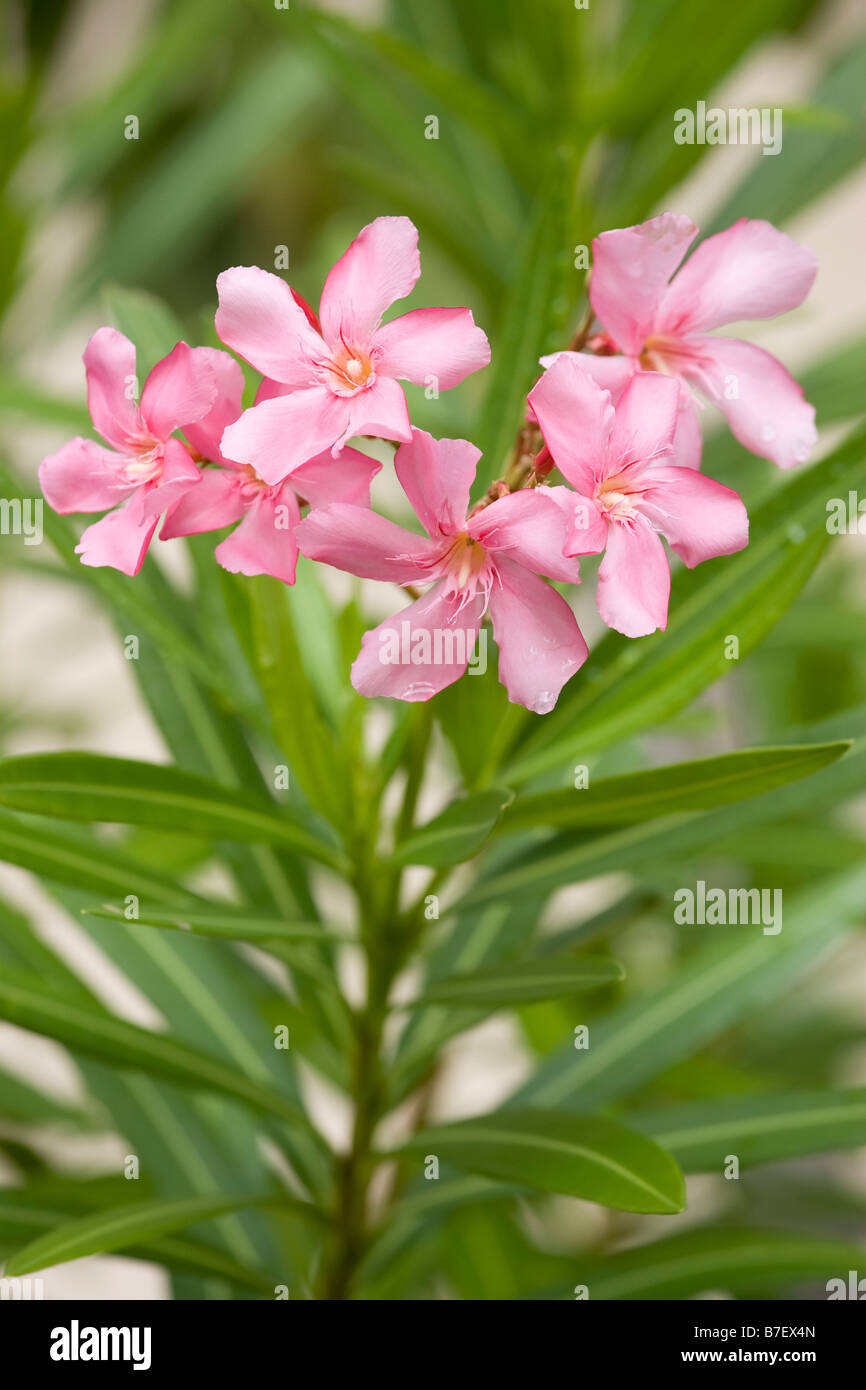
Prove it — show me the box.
[595,471,638,521]
[322,343,376,396]
[236,464,272,502]
[120,443,163,486]
[440,531,491,599]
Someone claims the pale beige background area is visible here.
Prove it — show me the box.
[1,0,865,1297]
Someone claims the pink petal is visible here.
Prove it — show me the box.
[672,389,703,469]
[215,490,301,585]
[394,429,478,538]
[295,503,440,582]
[220,387,350,483]
[607,371,679,475]
[528,354,615,493]
[469,487,583,582]
[290,446,381,509]
[562,493,608,557]
[596,515,670,638]
[655,218,818,336]
[342,376,413,449]
[159,467,244,539]
[39,437,131,514]
[140,438,202,518]
[319,216,421,346]
[590,213,698,356]
[183,348,245,464]
[687,336,817,469]
[75,489,158,576]
[140,342,217,442]
[373,306,491,389]
[487,557,588,713]
[538,350,636,400]
[639,466,749,568]
[255,376,291,405]
[215,266,325,386]
[351,582,486,702]
[83,326,141,451]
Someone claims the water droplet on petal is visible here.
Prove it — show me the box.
[400,681,437,701]
[761,424,777,443]
[530,690,555,715]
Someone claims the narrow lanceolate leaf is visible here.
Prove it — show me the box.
[409,954,623,1008]
[0,1066,97,1129]
[508,869,866,1114]
[0,974,307,1130]
[633,1088,866,1173]
[3,1191,321,1277]
[394,1110,685,1215]
[0,809,195,903]
[498,742,851,834]
[0,753,343,869]
[391,789,513,868]
[81,904,343,946]
[573,1228,866,1301]
[473,150,576,496]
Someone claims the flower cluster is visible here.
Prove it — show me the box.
[40,212,817,713]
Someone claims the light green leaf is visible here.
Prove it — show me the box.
[0,753,343,869]
[0,973,308,1131]
[4,1190,321,1277]
[101,285,186,380]
[391,788,513,867]
[0,809,195,903]
[573,1228,866,1301]
[394,1109,685,1214]
[248,577,351,831]
[0,1066,96,1129]
[508,868,866,1112]
[81,904,342,946]
[0,1187,275,1295]
[634,1087,866,1173]
[409,953,623,1007]
[499,742,850,833]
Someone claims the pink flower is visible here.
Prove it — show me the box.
[294,428,588,711]
[544,214,817,470]
[160,349,380,585]
[528,358,749,638]
[215,216,491,483]
[39,327,217,575]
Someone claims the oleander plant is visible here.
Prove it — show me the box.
[1,0,866,1301]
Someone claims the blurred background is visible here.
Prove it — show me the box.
[1,0,866,1298]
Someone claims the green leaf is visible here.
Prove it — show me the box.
[0,753,343,869]
[394,1109,685,1214]
[82,48,328,292]
[573,1228,866,1301]
[3,1191,320,1277]
[81,904,342,946]
[101,285,186,380]
[499,742,850,833]
[0,1185,275,1295]
[0,809,195,903]
[505,426,866,784]
[0,1066,96,1129]
[509,868,866,1113]
[473,150,577,495]
[391,788,513,867]
[410,953,623,1007]
[634,1087,866,1173]
[248,577,351,830]
[0,973,309,1131]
